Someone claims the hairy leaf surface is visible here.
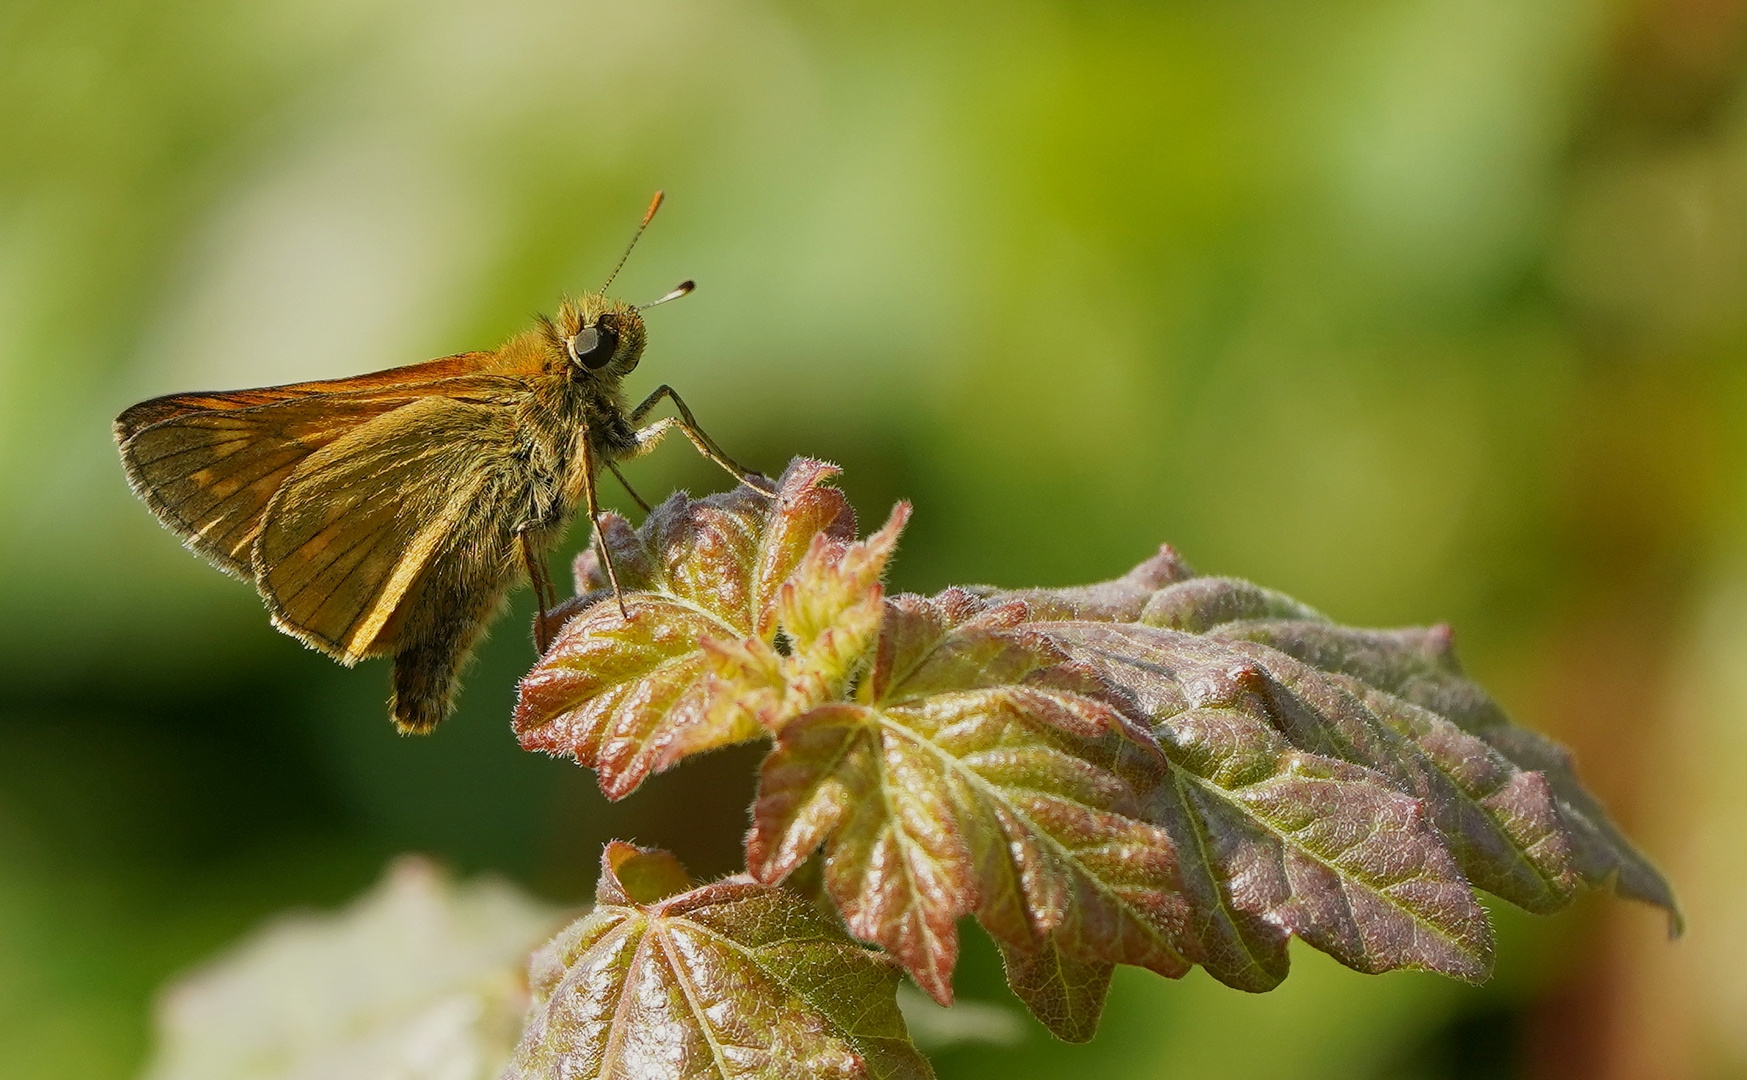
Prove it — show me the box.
[993,941,1113,1044]
[505,843,931,1080]
[745,590,1195,1030]
[1048,620,1495,987]
[515,459,860,798]
[982,551,1679,933]
[699,503,911,746]
[1208,618,1678,923]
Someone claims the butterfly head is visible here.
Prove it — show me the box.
[552,194,697,381]
[558,294,646,379]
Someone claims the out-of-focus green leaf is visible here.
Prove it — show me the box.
[893,987,1026,1051]
[504,842,932,1080]
[514,459,855,799]
[140,857,562,1080]
[746,590,1195,1023]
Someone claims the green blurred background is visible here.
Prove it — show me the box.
[3,0,1745,1076]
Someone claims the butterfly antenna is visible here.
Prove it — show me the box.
[639,280,695,310]
[601,190,665,294]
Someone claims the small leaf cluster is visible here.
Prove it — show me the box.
[510,458,1677,1072]
[505,843,929,1080]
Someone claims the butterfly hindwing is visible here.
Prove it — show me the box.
[252,394,523,663]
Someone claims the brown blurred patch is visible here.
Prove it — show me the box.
[1525,1,1747,1076]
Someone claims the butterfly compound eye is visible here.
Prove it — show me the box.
[568,323,619,370]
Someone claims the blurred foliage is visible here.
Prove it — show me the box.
[1,0,1744,1077]
[141,858,559,1080]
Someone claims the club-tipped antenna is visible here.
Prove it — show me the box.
[601,190,665,294]
[639,280,695,311]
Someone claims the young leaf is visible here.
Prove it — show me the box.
[1045,621,1495,988]
[982,557,1680,932]
[1207,618,1679,925]
[698,502,912,745]
[504,843,931,1080]
[974,544,1197,622]
[514,459,859,798]
[511,460,1677,1046]
[993,941,1114,1044]
[747,590,1196,1023]
[1254,653,1581,914]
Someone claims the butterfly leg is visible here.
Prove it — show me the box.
[516,527,559,652]
[605,459,651,513]
[578,436,631,619]
[628,385,770,494]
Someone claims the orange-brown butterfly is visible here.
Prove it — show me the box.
[115,192,761,732]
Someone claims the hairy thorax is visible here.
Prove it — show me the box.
[510,368,636,536]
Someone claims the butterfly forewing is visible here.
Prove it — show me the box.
[115,356,526,578]
[113,351,502,437]
[122,397,409,576]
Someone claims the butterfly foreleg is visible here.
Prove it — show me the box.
[604,459,651,513]
[577,435,630,620]
[627,385,767,493]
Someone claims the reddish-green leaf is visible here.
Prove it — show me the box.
[1049,621,1495,988]
[513,463,1678,1047]
[747,590,1196,1023]
[698,503,912,745]
[505,843,932,1080]
[972,544,1197,622]
[993,941,1113,1044]
[1130,566,1675,922]
[984,554,1679,937]
[1207,617,1679,925]
[514,459,858,798]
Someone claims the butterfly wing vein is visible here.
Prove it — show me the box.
[116,365,532,668]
